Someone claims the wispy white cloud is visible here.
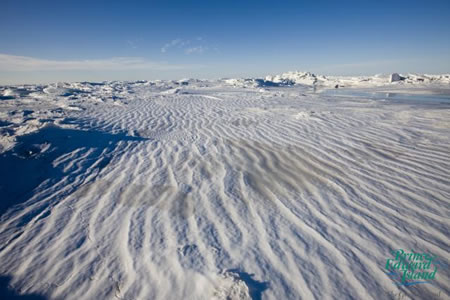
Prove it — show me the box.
[127,40,138,49]
[0,53,200,71]
[161,38,213,55]
[185,46,208,55]
[161,38,190,53]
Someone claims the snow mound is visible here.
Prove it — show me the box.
[160,87,181,94]
[223,78,261,88]
[220,72,450,89]
[260,71,450,88]
[265,71,328,86]
[213,272,251,300]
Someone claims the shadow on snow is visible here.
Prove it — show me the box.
[0,125,146,217]
[0,276,47,300]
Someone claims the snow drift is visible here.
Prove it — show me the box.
[0,75,449,299]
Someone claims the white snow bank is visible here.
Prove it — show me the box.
[226,71,450,89]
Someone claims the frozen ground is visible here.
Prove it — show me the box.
[0,72,449,299]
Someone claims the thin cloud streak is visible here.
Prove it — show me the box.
[161,39,190,53]
[185,46,207,54]
[161,38,213,55]
[0,53,201,71]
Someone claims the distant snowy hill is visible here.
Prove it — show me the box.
[264,71,327,86]
[223,71,450,88]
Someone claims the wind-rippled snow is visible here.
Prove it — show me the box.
[0,76,449,299]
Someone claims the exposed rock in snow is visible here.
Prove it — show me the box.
[390,73,405,82]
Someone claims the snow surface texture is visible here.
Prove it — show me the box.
[0,73,449,300]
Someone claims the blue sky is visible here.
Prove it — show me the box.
[1,0,450,83]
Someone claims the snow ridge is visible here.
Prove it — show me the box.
[0,78,449,300]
